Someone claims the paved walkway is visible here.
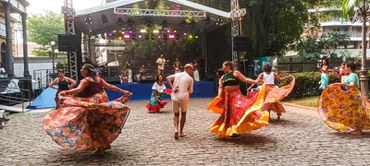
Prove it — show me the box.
[1,99,370,165]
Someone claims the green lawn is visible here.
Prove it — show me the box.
[286,96,319,108]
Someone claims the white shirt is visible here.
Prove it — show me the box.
[263,72,275,85]
[168,72,194,101]
[152,82,166,93]
[156,58,166,70]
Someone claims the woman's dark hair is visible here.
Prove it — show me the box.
[156,75,163,84]
[82,63,96,78]
[223,61,234,70]
[216,68,224,78]
[346,61,357,71]
[263,63,272,73]
[57,69,65,74]
[341,62,346,66]
[321,56,328,66]
[0,63,3,68]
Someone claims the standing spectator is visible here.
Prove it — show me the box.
[192,59,200,81]
[138,64,147,82]
[0,63,6,77]
[156,53,166,76]
[48,69,77,109]
[166,64,194,139]
[173,57,182,73]
[124,61,133,83]
[317,57,329,90]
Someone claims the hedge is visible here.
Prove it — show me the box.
[279,72,340,100]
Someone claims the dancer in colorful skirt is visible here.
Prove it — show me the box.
[48,69,76,109]
[318,57,329,90]
[248,63,295,121]
[146,75,171,113]
[318,61,369,135]
[44,64,132,153]
[207,61,269,138]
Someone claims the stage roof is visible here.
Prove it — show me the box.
[74,0,231,35]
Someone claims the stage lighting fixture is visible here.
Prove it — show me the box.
[118,37,122,40]
[121,31,125,35]
[116,17,125,27]
[161,19,168,28]
[153,30,160,34]
[168,34,176,40]
[108,32,113,37]
[124,34,131,39]
[140,29,147,33]
[183,32,187,36]
[189,35,193,39]
[215,18,224,26]
[101,14,108,23]
[195,36,199,39]
[138,34,143,39]
[84,17,92,24]
[158,35,162,39]
[173,29,177,33]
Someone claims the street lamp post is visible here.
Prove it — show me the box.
[48,41,59,75]
[352,1,370,97]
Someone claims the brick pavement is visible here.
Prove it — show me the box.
[1,99,370,166]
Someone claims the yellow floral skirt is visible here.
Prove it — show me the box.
[318,84,370,133]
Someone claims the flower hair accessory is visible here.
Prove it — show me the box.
[93,69,98,77]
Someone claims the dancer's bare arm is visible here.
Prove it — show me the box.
[166,75,176,91]
[101,78,132,95]
[234,70,258,84]
[217,77,223,97]
[48,78,59,90]
[66,77,77,89]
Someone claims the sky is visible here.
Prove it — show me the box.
[27,0,103,15]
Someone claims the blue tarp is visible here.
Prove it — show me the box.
[26,87,57,109]
[27,81,215,109]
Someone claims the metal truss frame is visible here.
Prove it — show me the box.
[230,0,246,69]
[62,0,79,81]
[114,8,206,18]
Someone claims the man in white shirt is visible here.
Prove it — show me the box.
[156,53,166,76]
[166,64,194,139]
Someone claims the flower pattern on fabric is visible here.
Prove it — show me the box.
[44,92,130,150]
[318,84,370,133]
[208,85,269,138]
[262,76,295,114]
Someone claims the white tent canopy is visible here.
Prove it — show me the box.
[74,0,231,35]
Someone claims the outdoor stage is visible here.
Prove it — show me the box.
[26,81,216,109]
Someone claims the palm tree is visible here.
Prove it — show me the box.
[342,0,369,96]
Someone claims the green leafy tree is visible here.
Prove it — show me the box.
[27,11,64,56]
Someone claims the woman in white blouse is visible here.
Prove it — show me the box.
[146,75,171,113]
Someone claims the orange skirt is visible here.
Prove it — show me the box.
[208,85,269,138]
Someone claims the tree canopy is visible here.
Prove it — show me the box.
[27,11,64,56]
